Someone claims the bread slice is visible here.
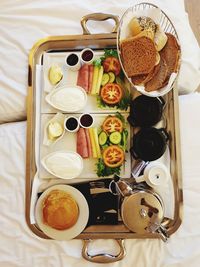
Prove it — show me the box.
[121,36,157,77]
[131,74,148,85]
[131,62,160,85]
[160,33,180,79]
[145,57,168,92]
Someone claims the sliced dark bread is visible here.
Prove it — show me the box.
[131,62,160,85]
[131,74,148,85]
[160,33,180,80]
[121,36,157,77]
[145,57,168,92]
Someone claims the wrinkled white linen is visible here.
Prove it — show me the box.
[0,93,200,266]
[0,0,200,123]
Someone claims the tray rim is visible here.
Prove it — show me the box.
[26,32,183,241]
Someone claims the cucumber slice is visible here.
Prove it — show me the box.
[101,73,109,86]
[109,131,122,144]
[116,76,124,87]
[108,72,115,83]
[98,131,108,146]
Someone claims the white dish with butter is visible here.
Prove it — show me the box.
[41,151,83,179]
[43,112,65,146]
[45,85,87,113]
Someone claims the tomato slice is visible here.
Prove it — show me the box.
[101,83,123,105]
[103,145,125,168]
[102,116,123,133]
[103,57,121,76]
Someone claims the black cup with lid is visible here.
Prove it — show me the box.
[130,127,169,161]
[127,95,165,127]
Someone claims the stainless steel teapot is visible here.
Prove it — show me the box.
[110,175,169,242]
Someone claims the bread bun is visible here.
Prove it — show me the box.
[133,29,154,41]
[43,190,79,230]
[129,16,157,37]
[154,25,168,51]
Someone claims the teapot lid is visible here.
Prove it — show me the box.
[121,190,164,234]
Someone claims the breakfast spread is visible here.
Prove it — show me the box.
[31,5,182,243]
[43,190,79,230]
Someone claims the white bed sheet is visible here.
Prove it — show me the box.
[0,0,200,123]
[0,93,200,267]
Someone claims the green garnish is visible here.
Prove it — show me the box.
[96,158,121,177]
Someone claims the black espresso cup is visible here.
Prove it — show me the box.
[127,95,165,127]
[130,127,169,161]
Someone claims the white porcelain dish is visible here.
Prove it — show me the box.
[43,112,65,146]
[45,85,87,112]
[41,151,83,179]
[35,184,89,240]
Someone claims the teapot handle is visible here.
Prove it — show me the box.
[135,174,145,183]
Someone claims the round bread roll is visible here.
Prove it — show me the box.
[129,16,157,37]
[154,25,168,51]
[43,190,79,230]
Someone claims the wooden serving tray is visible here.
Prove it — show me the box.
[26,10,183,263]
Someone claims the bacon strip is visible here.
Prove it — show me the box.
[84,129,92,158]
[88,64,94,94]
[77,64,89,92]
[76,128,88,158]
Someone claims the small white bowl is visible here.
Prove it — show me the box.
[64,116,80,133]
[65,53,81,71]
[79,113,94,128]
[80,48,94,65]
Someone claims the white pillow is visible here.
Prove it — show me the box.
[0,0,199,123]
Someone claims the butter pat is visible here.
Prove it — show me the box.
[48,64,63,85]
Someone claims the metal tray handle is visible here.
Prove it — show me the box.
[81,13,119,34]
[82,239,126,263]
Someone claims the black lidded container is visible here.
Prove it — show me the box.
[127,95,165,127]
[130,127,169,161]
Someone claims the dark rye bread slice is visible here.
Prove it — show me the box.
[131,62,160,85]
[160,33,180,80]
[131,74,148,85]
[121,36,157,77]
[145,57,168,92]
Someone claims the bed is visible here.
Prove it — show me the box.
[0,0,200,266]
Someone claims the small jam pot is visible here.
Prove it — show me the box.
[80,48,94,64]
[64,116,79,132]
[79,113,94,128]
[65,53,81,71]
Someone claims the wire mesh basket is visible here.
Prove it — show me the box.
[117,2,181,97]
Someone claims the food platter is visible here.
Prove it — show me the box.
[41,51,131,114]
[40,113,131,179]
[26,6,183,264]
